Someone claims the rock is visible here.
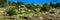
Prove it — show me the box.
[39,17,44,20]
[49,10,55,14]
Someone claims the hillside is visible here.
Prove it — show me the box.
[0,0,60,20]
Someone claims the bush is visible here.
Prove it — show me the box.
[6,8,18,16]
[40,6,51,12]
[40,3,51,12]
[40,7,49,12]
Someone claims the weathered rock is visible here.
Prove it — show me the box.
[39,17,44,20]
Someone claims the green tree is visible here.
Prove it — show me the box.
[50,0,58,8]
[40,3,51,12]
[0,0,9,8]
[0,0,6,5]
[55,3,60,8]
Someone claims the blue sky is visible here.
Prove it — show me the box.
[7,0,60,4]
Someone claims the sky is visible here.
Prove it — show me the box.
[7,0,60,4]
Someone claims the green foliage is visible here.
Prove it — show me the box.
[25,4,34,9]
[40,7,50,12]
[0,3,8,8]
[7,8,18,16]
[50,2,60,8]
[8,1,24,6]
[0,0,60,20]
[40,3,51,12]
[0,5,5,8]
[0,0,6,5]
[8,2,17,6]
[25,3,39,10]
[54,3,60,8]
[35,4,41,8]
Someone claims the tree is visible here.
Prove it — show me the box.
[40,3,51,12]
[55,3,60,8]
[0,0,6,5]
[50,0,58,8]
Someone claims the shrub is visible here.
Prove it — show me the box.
[40,3,51,12]
[40,7,49,12]
[6,8,18,16]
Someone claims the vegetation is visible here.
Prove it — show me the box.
[0,0,60,20]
